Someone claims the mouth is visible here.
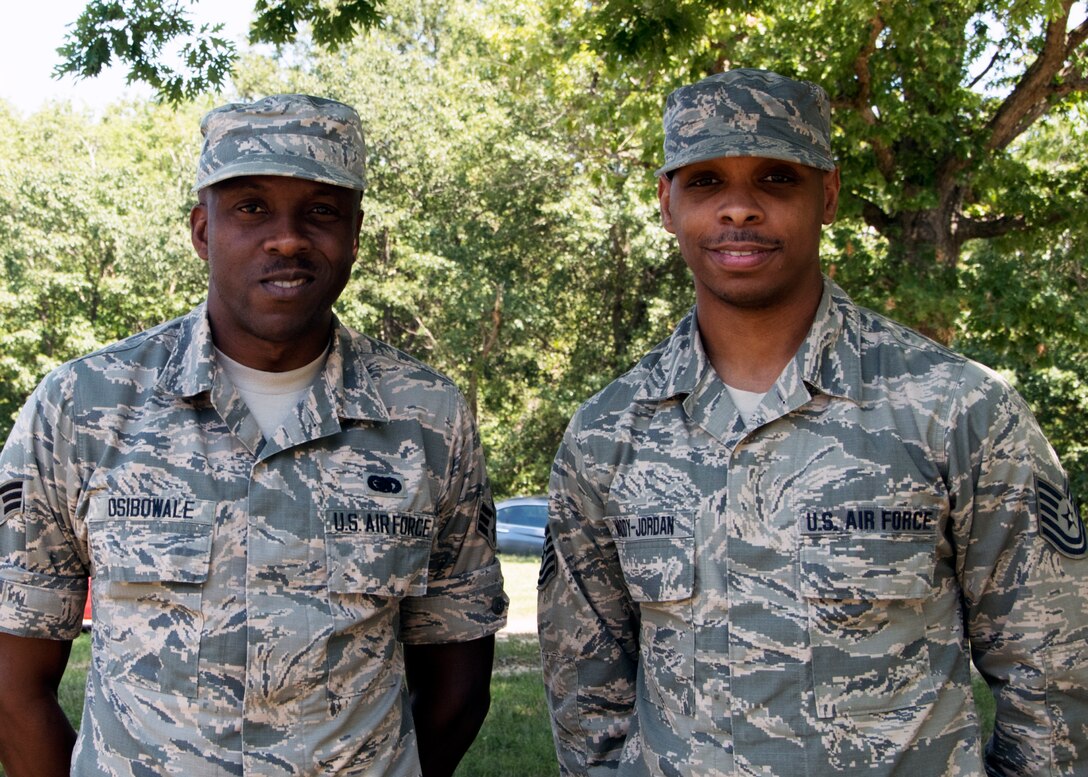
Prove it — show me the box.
[705,242,780,268]
[260,270,315,297]
[715,247,775,257]
[266,278,308,289]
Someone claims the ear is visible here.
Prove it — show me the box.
[657,175,676,234]
[822,167,841,225]
[190,203,210,261]
[352,208,364,260]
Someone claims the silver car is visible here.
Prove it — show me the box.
[495,495,548,556]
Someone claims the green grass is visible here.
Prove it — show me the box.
[455,634,558,777]
[500,552,541,626]
[452,555,558,775]
[58,633,91,729]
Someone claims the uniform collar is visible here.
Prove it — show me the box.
[157,303,391,424]
[635,276,864,405]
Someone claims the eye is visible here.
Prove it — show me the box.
[309,203,342,220]
[684,173,721,188]
[759,164,802,184]
[236,201,267,215]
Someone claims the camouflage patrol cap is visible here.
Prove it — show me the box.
[656,68,835,177]
[194,94,367,192]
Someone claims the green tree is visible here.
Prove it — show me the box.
[551,0,1087,314]
[35,0,1088,502]
[0,100,208,430]
[538,0,1088,496]
[58,0,385,103]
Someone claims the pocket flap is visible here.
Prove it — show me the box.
[88,495,215,583]
[800,533,935,600]
[324,509,433,597]
[607,512,694,603]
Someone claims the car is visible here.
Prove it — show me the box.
[495,495,548,556]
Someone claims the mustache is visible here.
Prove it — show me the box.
[700,229,783,248]
[261,257,316,273]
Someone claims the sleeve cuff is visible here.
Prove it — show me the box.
[0,571,87,640]
[400,562,508,644]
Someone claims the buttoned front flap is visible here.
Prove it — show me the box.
[799,505,940,717]
[323,508,433,598]
[607,512,695,602]
[88,494,216,583]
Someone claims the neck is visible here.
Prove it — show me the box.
[696,282,823,392]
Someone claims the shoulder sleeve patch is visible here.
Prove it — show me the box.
[1036,475,1087,559]
[0,479,24,527]
[538,525,557,587]
[477,498,497,548]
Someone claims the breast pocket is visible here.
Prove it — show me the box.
[87,496,215,698]
[607,511,695,716]
[323,508,434,700]
[800,531,937,717]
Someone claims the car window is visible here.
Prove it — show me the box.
[498,504,547,528]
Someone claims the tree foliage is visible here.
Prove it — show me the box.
[57,0,385,103]
[556,1,1087,271]
[0,101,208,424]
[14,0,1088,502]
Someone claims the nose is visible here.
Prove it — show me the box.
[263,213,311,256]
[716,185,764,225]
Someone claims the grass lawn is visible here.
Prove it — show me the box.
[31,553,992,777]
[451,554,558,775]
[499,553,541,628]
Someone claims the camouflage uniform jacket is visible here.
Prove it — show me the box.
[0,303,507,776]
[538,278,1088,776]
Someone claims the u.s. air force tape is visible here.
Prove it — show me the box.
[1036,475,1087,559]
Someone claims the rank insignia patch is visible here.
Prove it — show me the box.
[0,480,24,526]
[477,498,497,548]
[1037,476,1087,559]
[538,525,557,587]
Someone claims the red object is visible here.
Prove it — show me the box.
[82,579,93,630]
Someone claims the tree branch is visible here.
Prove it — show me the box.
[847,12,896,180]
[858,196,891,232]
[955,213,1028,242]
[985,1,1085,152]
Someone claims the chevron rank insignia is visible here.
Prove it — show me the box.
[477,498,497,548]
[1036,475,1087,559]
[538,525,557,587]
[1,480,24,526]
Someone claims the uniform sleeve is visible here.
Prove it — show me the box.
[399,386,507,643]
[948,368,1088,776]
[0,370,89,640]
[538,416,640,776]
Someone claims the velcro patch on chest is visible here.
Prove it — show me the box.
[608,514,690,541]
[326,509,434,539]
[363,473,405,496]
[800,506,938,535]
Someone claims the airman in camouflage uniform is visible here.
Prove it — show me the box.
[0,94,506,777]
[538,69,1088,776]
